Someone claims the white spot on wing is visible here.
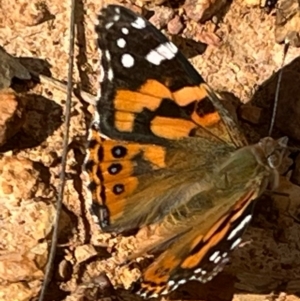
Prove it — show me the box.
[145,42,178,65]
[207,276,213,282]
[214,256,221,264]
[105,50,111,62]
[227,215,252,241]
[156,42,177,60]
[116,38,126,48]
[160,289,168,296]
[194,268,202,274]
[231,237,242,250]
[140,292,147,298]
[178,279,186,285]
[121,53,134,68]
[209,251,220,262]
[131,16,146,29]
[105,22,114,29]
[145,49,164,65]
[121,27,129,35]
[99,64,105,82]
[108,68,114,81]
[168,41,178,53]
[115,7,120,14]
[168,280,175,287]
[113,14,120,22]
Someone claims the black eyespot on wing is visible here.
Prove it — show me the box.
[108,163,122,175]
[113,183,125,195]
[111,145,127,158]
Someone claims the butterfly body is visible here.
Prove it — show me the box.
[85,5,287,298]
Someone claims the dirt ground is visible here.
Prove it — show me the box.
[1,0,300,301]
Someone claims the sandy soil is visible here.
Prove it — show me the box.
[1,0,300,301]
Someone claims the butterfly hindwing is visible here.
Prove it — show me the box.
[135,189,256,298]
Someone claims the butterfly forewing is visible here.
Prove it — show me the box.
[94,5,245,146]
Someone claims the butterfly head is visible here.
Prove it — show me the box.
[258,136,288,169]
[254,136,288,190]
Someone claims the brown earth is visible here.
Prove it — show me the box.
[0,0,300,301]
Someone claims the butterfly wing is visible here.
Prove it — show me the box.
[135,189,256,298]
[133,145,268,297]
[85,5,247,233]
[95,5,246,147]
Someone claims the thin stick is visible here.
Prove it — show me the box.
[268,41,290,136]
[37,0,76,300]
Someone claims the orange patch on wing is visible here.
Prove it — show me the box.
[143,145,166,168]
[101,160,134,183]
[101,140,140,162]
[151,116,196,139]
[114,111,135,132]
[191,110,221,127]
[104,177,139,216]
[115,90,162,113]
[144,253,181,283]
[230,190,256,222]
[181,223,230,269]
[172,85,208,106]
[202,190,255,243]
[139,79,173,99]
[102,140,167,166]
[187,234,204,251]
[232,190,255,211]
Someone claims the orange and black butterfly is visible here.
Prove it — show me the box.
[85,4,287,299]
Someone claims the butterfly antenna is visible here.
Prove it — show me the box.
[37,1,76,301]
[268,41,290,136]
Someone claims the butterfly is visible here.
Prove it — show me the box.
[84,4,287,299]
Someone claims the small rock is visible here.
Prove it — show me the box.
[275,0,300,46]
[149,6,175,29]
[0,282,37,301]
[184,0,227,22]
[0,156,50,201]
[167,15,184,35]
[66,274,116,301]
[239,104,263,124]
[0,46,31,89]
[0,89,26,146]
[196,27,222,46]
[18,2,54,26]
[74,244,97,264]
[0,245,47,283]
